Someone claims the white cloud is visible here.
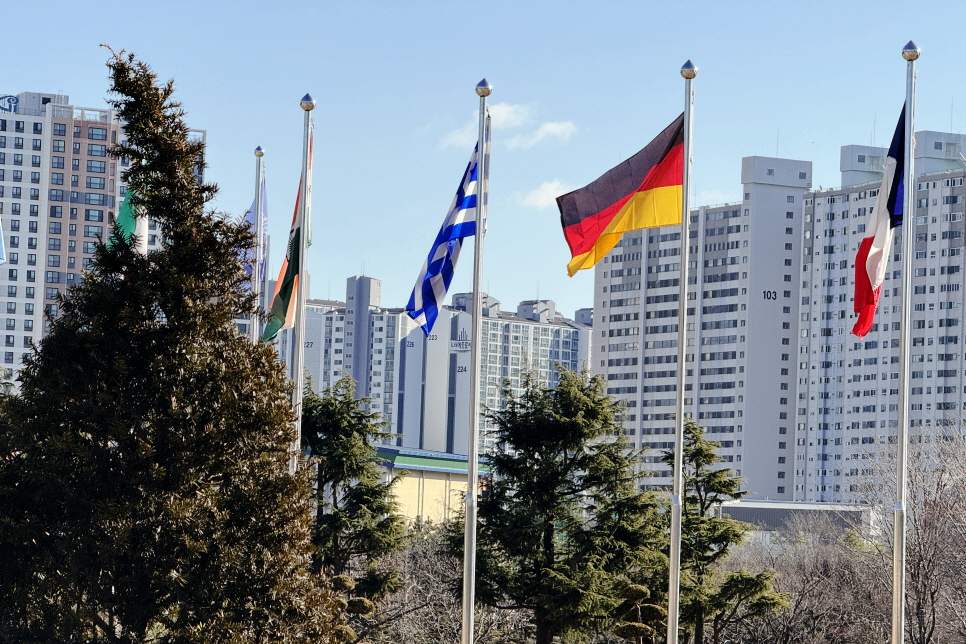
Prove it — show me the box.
[487,102,530,129]
[522,180,573,210]
[439,102,531,149]
[507,121,576,150]
[439,120,478,149]
[439,103,575,151]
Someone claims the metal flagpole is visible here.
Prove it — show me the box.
[252,145,265,344]
[291,94,315,475]
[892,40,919,644]
[667,59,696,644]
[461,77,491,644]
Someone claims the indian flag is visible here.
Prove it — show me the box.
[262,179,304,343]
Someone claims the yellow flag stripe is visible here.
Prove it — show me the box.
[566,185,682,276]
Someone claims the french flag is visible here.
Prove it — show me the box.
[852,106,905,337]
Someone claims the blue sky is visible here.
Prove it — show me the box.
[7,1,966,317]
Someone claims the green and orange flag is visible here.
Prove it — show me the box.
[557,114,684,276]
[262,179,303,343]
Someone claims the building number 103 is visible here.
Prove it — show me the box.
[762,290,778,300]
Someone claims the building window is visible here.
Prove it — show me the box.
[85,193,106,206]
[51,156,64,168]
[87,144,107,157]
[51,172,63,185]
[32,139,41,151]
[786,196,795,203]
[83,225,104,238]
[52,140,65,153]
[49,189,65,202]
[47,256,60,267]
[53,123,66,136]
[87,160,106,173]
[86,176,106,190]
[88,127,108,141]
[30,172,40,184]
[85,209,104,222]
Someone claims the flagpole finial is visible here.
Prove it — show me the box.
[300,94,316,111]
[902,41,920,61]
[254,146,264,157]
[475,79,492,97]
[680,60,698,80]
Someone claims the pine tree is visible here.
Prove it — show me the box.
[661,419,787,644]
[460,368,665,644]
[302,376,406,599]
[0,50,340,644]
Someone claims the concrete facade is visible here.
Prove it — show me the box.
[292,276,592,456]
[0,90,205,387]
[593,155,812,500]
[596,132,966,503]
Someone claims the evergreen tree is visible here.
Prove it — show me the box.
[661,419,787,644]
[302,376,406,599]
[0,50,340,643]
[460,368,665,644]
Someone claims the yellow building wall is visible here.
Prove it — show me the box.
[386,468,468,524]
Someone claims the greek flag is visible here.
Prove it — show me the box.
[406,117,490,335]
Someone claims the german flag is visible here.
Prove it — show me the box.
[557,114,684,276]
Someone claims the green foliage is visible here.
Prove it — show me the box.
[613,582,666,644]
[460,368,665,644]
[661,419,786,643]
[302,375,406,598]
[346,597,376,616]
[0,49,339,643]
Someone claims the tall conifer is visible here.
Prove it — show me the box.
[0,50,340,644]
[461,368,665,644]
[661,419,787,644]
[302,376,406,598]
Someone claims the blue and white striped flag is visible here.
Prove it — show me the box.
[406,116,490,335]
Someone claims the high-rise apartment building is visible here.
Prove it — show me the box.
[597,130,966,503]
[0,90,205,387]
[593,156,812,500]
[291,276,591,455]
[797,130,966,503]
[1,92,123,376]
